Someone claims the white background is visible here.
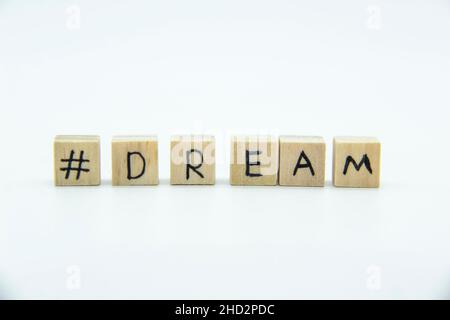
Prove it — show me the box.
[1,0,450,299]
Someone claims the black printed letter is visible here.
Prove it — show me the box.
[245,150,263,177]
[127,152,146,180]
[343,154,373,175]
[293,150,315,176]
[186,149,204,179]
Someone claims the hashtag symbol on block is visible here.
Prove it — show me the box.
[60,150,90,180]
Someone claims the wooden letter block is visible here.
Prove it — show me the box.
[170,135,215,185]
[54,135,101,186]
[279,136,326,187]
[333,136,381,188]
[111,136,159,186]
[230,135,278,186]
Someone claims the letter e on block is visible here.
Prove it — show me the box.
[230,135,278,186]
[111,135,159,186]
[333,136,381,188]
[54,135,101,186]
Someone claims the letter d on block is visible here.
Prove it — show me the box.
[111,135,159,186]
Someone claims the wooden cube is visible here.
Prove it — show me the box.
[279,136,326,187]
[230,135,278,186]
[170,135,215,185]
[111,136,159,186]
[333,136,381,188]
[54,135,101,186]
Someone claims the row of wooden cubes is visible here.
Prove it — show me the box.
[54,135,381,188]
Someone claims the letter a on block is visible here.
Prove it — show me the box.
[333,136,381,188]
[111,136,159,186]
[279,136,326,187]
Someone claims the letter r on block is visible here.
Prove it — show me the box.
[170,135,215,185]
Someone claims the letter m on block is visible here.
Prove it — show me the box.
[343,154,373,175]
